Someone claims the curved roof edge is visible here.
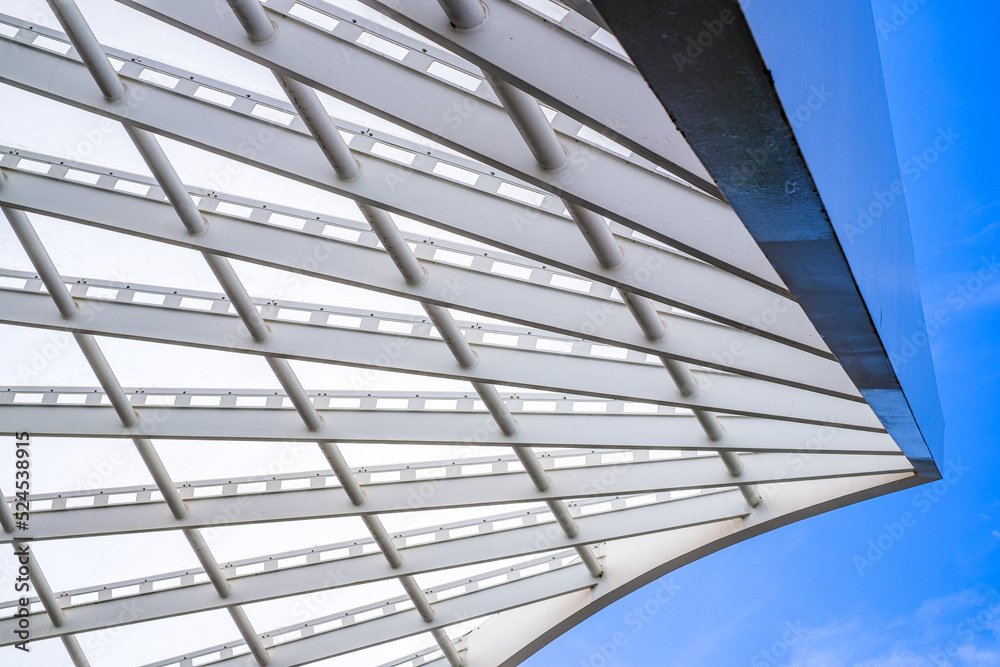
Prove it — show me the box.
[591,0,944,478]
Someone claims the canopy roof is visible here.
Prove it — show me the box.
[0,1,938,665]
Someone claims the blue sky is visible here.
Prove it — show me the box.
[527,2,1000,665]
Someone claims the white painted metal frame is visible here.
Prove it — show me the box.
[0,0,929,665]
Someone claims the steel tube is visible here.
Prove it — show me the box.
[509,446,553,494]
[61,635,92,667]
[566,201,625,269]
[423,303,478,369]
[437,0,486,30]
[2,206,78,319]
[132,436,189,519]
[205,254,271,343]
[485,73,567,170]
[430,627,464,666]
[185,528,232,598]
[621,292,667,341]
[361,514,404,569]
[226,0,276,43]
[265,358,323,430]
[719,451,744,477]
[277,75,360,180]
[73,333,138,426]
[124,126,208,235]
[472,382,520,437]
[3,204,198,519]
[696,411,762,506]
[360,204,427,286]
[662,356,701,398]
[0,488,14,534]
[400,575,436,623]
[577,545,605,578]
[543,500,607,577]
[229,605,271,665]
[273,76,430,295]
[82,337,193,518]
[695,409,725,442]
[47,0,126,102]
[547,499,579,538]
[317,442,367,505]
[425,305,521,433]
[13,542,65,626]
[735,478,762,506]
[719,450,762,506]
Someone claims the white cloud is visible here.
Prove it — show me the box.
[783,588,1000,667]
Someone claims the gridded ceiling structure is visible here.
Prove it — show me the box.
[0,0,938,665]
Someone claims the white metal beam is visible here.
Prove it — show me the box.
[460,473,920,666]
[0,490,749,644]
[356,0,717,193]
[0,24,825,351]
[0,399,898,453]
[0,162,852,391]
[4,150,737,330]
[146,555,594,667]
[2,7,782,287]
[0,284,882,428]
[0,452,910,542]
[128,0,776,283]
[1,199,273,663]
